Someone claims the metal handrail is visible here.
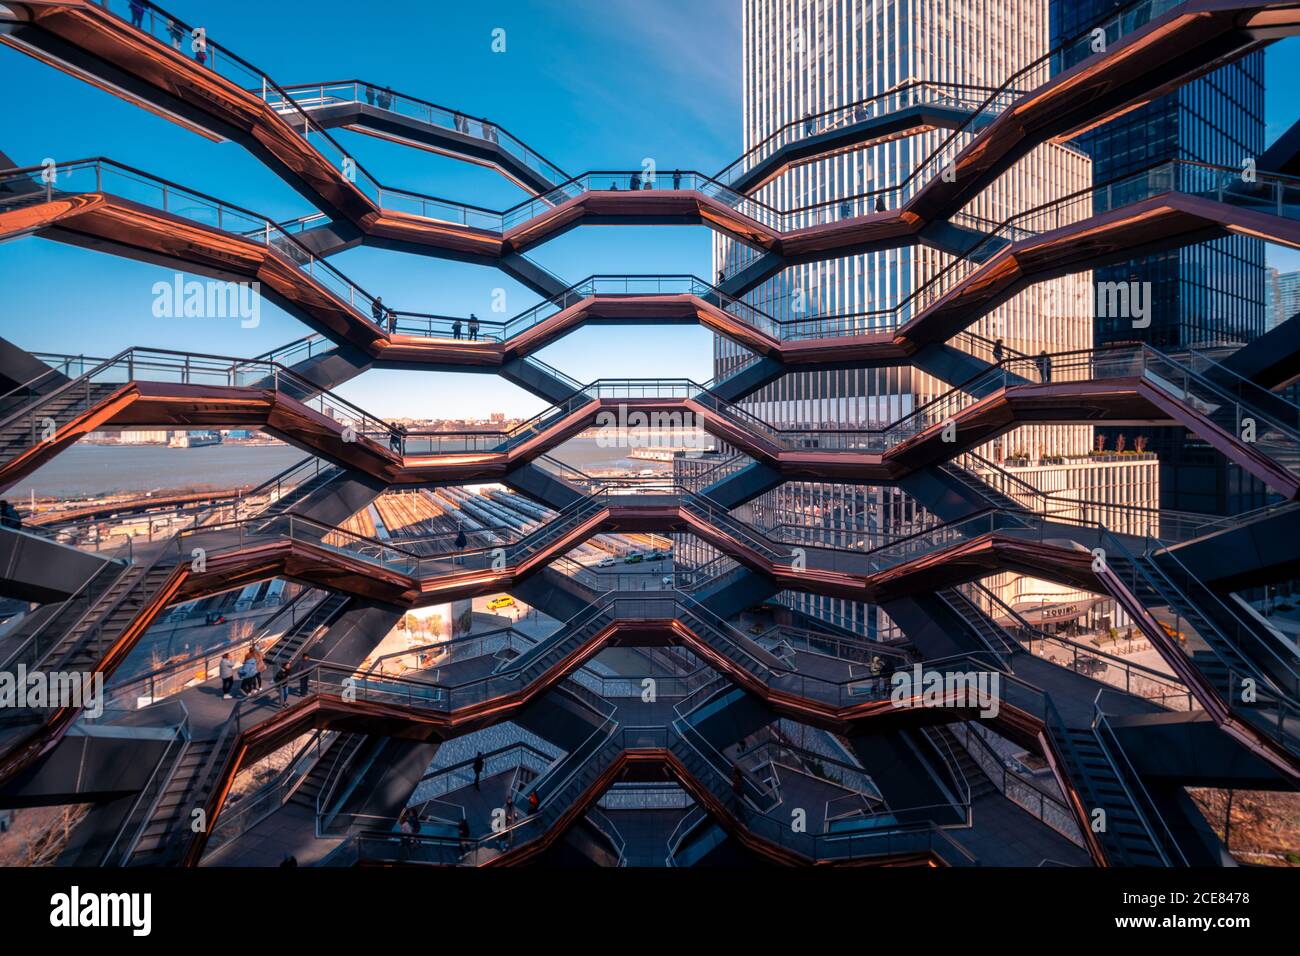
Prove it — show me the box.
[99,701,191,865]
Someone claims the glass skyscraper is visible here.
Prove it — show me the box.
[1050,1,1270,515]
[694,0,1155,638]
[1050,1,1266,349]
[1268,267,1300,329]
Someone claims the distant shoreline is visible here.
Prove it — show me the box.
[10,436,683,501]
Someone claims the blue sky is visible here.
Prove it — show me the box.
[0,2,1296,418]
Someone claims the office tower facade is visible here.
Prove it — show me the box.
[1269,267,1300,329]
[700,0,1157,637]
[1050,2,1267,349]
[1050,0,1269,516]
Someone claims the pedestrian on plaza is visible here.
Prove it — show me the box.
[457,816,471,855]
[473,751,484,790]
[252,643,267,691]
[276,660,293,706]
[219,652,235,699]
[239,654,258,696]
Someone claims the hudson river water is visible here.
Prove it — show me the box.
[12,433,715,499]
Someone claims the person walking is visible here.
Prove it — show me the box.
[451,318,462,340]
[398,807,418,848]
[129,1,145,28]
[364,84,376,105]
[276,660,293,706]
[467,314,480,341]
[1038,350,1052,383]
[219,652,236,699]
[501,797,516,849]
[389,423,405,455]
[454,524,468,550]
[457,816,471,857]
[472,751,485,790]
[730,762,745,809]
[239,654,258,696]
[371,295,385,326]
[252,643,267,692]
[992,338,1004,364]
